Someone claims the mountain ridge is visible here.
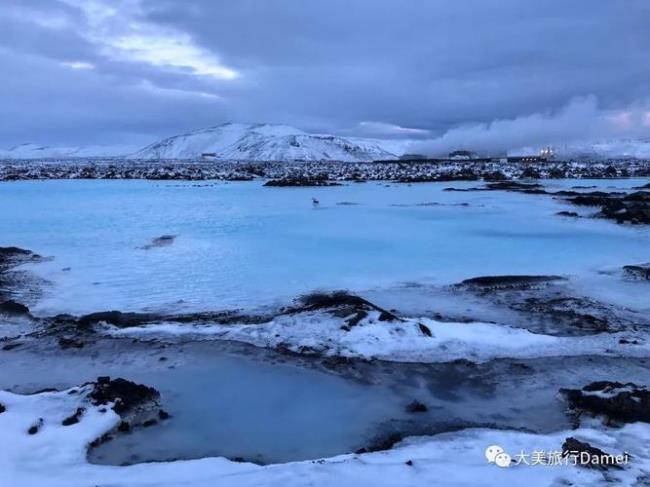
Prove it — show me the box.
[129,123,398,162]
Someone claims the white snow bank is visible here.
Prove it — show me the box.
[1,386,649,486]
[106,311,650,363]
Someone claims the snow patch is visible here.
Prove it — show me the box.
[1,386,649,486]
[106,312,650,363]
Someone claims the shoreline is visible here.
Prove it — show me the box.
[1,159,650,182]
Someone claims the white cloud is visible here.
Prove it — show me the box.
[356,121,430,136]
[109,33,238,80]
[409,96,650,156]
[61,61,95,70]
[60,0,238,81]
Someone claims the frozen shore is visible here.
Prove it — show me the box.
[1,158,649,182]
[2,382,650,486]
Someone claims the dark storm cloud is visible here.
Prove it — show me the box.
[0,0,648,149]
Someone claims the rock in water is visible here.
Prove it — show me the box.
[406,400,428,413]
[622,263,650,280]
[561,381,650,424]
[418,323,432,337]
[89,376,161,415]
[142,235,176,250]
[0,300,31,317]
[457,275,564,290]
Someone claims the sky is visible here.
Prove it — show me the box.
[1,0,649,154]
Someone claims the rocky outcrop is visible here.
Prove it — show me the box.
[62,407,86,426]
[287,290,400,330]
[456,275,564,291]
[264,177,342,187]
[89,376,161,416]
[597,192,650,224]
[0,299,31,317]
[77,311,162,328]
[0,246,47,304]
[66,308,271,331]
[484,181,547,194]
[562,437,623,470]
[453,275,641,335]
[563,191,650,224]
[622,263,650,280]
[141,235,176,250]
[561,381,650,425]
[406,400,428,413]
[82,377,171,451]
[0,246,43,271]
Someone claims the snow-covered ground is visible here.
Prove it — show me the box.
[106,311,650,364]
[1,385,648,486]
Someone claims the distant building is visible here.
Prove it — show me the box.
[507,155,546,163]
[201,152,217,160]
[448,150,478,160]
[539,146,554,160]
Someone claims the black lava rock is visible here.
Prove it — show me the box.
[406,400,428,413]
[418,323,432,337]
[264,178,342,187]
[89,377,160,415]
[28,418,43,435]
[561,381,650,424]
[556,211,579,218]
[58,337,84,349]
[458,275,564,290]
[0,300,31,317]
[62,407,85,426]
[291,290,400,327]
[623,263,650,280]
[562,437,622,470]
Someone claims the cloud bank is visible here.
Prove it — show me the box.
[409,97,650,156]
[0,0,649,147]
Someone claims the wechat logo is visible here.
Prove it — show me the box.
[485,445,512,468]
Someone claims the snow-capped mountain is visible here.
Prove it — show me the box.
[0,143,136,159]
[130,123,399,162]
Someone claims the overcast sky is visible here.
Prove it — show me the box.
[1,0,649,152]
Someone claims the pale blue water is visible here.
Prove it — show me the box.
[1,178,648,315]
[2,177,649,466]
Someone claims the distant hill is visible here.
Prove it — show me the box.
[0,143,137,159]
[129,123,399,162]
